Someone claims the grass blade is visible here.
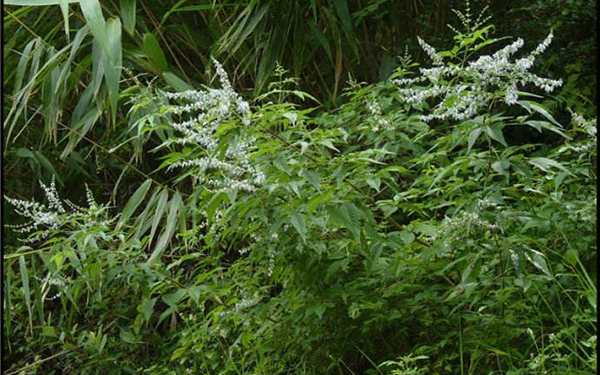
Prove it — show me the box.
[19,256,33,335]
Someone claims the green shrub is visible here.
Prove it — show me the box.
[4,5,595,375]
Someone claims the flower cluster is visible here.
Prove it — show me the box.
[37,273,70,300]
[570,110,597,137]
[365,98,393,132]
[394,30,563,122]
[4,178,109,243]
[161,59,263,193]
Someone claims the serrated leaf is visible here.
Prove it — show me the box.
[399,230,415,245]
[563,249,578,267]
[319,139,339,152]
[528,157,570,174]
[485,125,507,147]
[518,100,561,126]
[187,286,201,305]
[467,127,483,153]
[162,289,187,308]
[290,213,307,244]
[138,297,156,323]
[328,203,360,239]
[302,170,321,190]
[366,177,381,191]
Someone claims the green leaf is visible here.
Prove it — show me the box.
[120,329,139,344]
[524,120,570,139]
[162,71,193,92]
[302,170,321,190]
[319,139,339,152]
[366,177,380,191]
[162,289,186,308]
[143,33,168,72]
[13,39,36,96]
[290,213,307,244]
[517,100,561,126]
[80,0,108,53]
[5,0,80,4]
[491,160,510,177]
[206,192,228,219]
[117,179,152,230]
[528,157,571,174]
[119,0,136,36]
[220,2,270,56]
[33,151,62,185]
[61,106,102,159]
[467,127,483,153]
[41,325,57,337]
[148,188,169,248]
[187,286,201,305]
[105,17,122,124]
[148,192,182,264]
[19,256,33,334]
[526,250,553,279]
[399,230,415,245]
[328,203,360,239]
[563,249,579,267]
[138,297,157,323]
[58,0,70,40]
[485,125,507,147]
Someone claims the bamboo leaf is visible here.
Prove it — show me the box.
[105,17,122,124]
[19,256,33,334]
[148,189,169,248]
[58,0,70,40]
[221,2,270,56]
[148,192,182,264]
[132,187,161,240]
[61,106,101,159]
[79,0,108,53]
[143,33,168,72]
[119,0,136,36]
[162,71,193,92]
[5,0,80,4]
[117,179,152,230]
[13,37,36,96]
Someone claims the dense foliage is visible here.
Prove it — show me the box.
[3,1,596,374]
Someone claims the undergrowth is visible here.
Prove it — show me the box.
[4,4,596,375]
